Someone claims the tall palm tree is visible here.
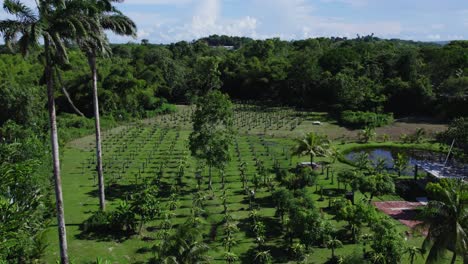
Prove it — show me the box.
[0,0,98,263]
[292,132,330,164]
[416,186,467,264]
[78,0,136,211]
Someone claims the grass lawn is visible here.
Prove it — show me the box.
[44,106,459,264]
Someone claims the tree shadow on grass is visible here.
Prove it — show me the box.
[86,183,140,201]
[75,226,135,243]
[320,188,347,197]
[260,216,282,238]
[237,215,282,240]
[136,246,153,254]
[254,195,276,208]
[240,244,289,264]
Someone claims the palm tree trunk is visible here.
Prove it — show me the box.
[88,54,105,211]
[451,252,457,264]
[55,67,85,117]
[209,165,212,190]
[45,37,69,264]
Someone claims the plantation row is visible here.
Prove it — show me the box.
[77,122,304,262]
[58,117,446,264]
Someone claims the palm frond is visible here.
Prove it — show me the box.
[50,32,69,65]
[100,14,136,37]
[3,0,36,22]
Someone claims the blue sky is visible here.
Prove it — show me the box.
[2,0,468,43]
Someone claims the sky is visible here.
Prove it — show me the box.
[1,0,467,43]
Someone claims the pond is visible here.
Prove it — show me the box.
[345,147,467,177]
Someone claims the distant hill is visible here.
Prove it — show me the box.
[430,41,452,46]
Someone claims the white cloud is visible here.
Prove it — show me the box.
[250,0,400,40]
[162,0,259,42]
[431,24,445,30]
[320,0,369,7]
[122,0,193,5]
[447,35,464,40]
[427,34,441,40]
[315,19,402,38]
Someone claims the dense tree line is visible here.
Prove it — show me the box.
[1,35,467,128]
[121,36,468,119]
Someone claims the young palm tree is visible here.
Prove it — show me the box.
[158,222,210,264]
[254,250,273,264]
[222,235,237,252]
[292,132,330,164]
[326,237,343,259]
[0,0,99,263]
[79,0,136,211]
[359,126,376,143]
[405,246,425,264]
[416,186,467,264]
[223,251,238,264]
[370,252,385,264]
[393,153,408,177]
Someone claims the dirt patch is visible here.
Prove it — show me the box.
[373,201,424,229]
[376,122,447,141]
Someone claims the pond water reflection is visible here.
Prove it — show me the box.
[345,148,467,177]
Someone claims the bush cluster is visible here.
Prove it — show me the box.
[339,111,394,128]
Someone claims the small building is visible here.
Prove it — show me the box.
[298,161,320,169]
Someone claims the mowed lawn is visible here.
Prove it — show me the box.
[44,109,457,264]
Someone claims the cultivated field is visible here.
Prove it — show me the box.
[46,105,457,263]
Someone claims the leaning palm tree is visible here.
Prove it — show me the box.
[78,0,136,211]
[292,132,330,164]
[0,0,99,263]
[416,185,467,264]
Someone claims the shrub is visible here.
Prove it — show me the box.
[82,202,138,235]
[340,111,393,128]
[108,201,138,234]
[57,113,93,129]
[82,211,111,233]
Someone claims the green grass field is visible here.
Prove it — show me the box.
[43,106,458,264]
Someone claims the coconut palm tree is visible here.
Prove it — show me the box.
[416,185,467,264]
[78,0,136,211]
[0,1,99,263]
[292,132,330,164]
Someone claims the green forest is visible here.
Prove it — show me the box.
[0,0,467,263]
[2,35,468,124]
